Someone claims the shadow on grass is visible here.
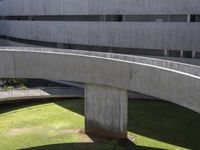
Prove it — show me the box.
[1,98,200,149]
[0,98,81,114]
[22,138,158,150]
[55,99,200,150]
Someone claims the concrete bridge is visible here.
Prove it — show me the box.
[0,47,200,138]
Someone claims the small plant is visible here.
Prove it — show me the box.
[19,85,28,90]
[2,86,14,91]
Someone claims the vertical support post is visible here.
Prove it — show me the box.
[122,15,126,22]
[85,84,127,139]
[164,49,168,56]
[187,14,191,22]
[180,50,184,58]
[192,51,196,58]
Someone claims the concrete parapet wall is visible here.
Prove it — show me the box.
[0,21,199,51]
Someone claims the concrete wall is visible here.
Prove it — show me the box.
[0,48,199,113]
[0,0,200,15]
[0,21,199,51]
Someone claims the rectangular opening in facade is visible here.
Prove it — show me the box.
[183,51,192,58]
[0,14,190,22]
[190,15,200,22]
[168,50,181,57]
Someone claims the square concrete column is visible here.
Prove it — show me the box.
[192,51,196,58]
[85,84,127,139]
[187,14,191,22]
[164,49,168,56]
[180,50,184,58]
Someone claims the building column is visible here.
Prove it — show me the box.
[192,51,196,58]
[180,50,184,58]
[123,15,126,22]
[187,14,191,22]
[164,49,168,56]
[85,84,127,139]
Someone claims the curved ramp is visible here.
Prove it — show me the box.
[0,47,199,113]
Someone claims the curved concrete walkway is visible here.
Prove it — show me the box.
[0,47,200,138]
[0,47,199,112]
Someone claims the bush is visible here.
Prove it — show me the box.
[0,78,27,86]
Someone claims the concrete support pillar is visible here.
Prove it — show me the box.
[180,50,184,58]
[85,84,127,139]
[122,15,126,22]
[192,51,196,58]
[187,14,191,22]
[164,49,168,56]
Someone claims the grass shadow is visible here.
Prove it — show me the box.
[22,138,159,150]
[56,98,200,149]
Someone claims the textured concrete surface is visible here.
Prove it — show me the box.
[0,21,199,51]
[85,84,127,138]
[0,0,200,15]
[0,47,199,113]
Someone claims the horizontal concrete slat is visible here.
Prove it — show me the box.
[0,21,200,51]
[0,0,200,15]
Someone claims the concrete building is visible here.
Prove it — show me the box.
[0,0,200,60]
[0,0,199,138]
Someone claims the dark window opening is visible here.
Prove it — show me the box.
[168,50,181,57]
[183,51,192,58]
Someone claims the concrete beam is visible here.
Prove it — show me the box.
[85,84,127,138]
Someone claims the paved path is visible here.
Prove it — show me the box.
[0,87,83,102]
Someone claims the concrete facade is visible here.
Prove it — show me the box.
[0,0,200,15]
[0,0,199,58]
[85,84,127,138]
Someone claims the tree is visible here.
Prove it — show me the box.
[0,78,27,86]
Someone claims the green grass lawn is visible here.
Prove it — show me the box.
[0,99,200,150]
